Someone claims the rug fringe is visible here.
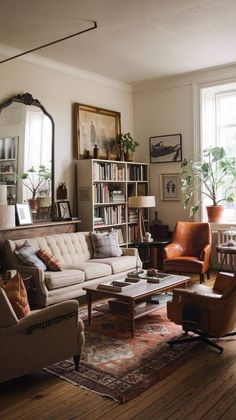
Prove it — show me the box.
[44,368,122,404]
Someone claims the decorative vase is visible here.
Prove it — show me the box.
[124,152,134,162]
[206,205,224,222]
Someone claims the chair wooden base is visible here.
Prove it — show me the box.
[168,330,236,353]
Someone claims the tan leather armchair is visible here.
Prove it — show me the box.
[167,272,236,352]
[0,289,85,383]
[163,221,212,283]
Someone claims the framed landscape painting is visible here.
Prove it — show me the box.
[74,103,121,160]
[150,134,182,163]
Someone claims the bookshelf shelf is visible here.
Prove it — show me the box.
[77,159,149,246]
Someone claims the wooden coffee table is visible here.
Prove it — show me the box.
[83,274,189,338]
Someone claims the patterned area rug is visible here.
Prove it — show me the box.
[45,306,204,403]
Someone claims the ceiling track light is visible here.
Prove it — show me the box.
[0,20,97,65]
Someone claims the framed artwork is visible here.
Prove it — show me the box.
[16,203,33,225]
[149,133,182,163]
[74,103,121,160]
[57,200,72,220]
[160,173,180,201]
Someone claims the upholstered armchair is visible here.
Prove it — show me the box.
[0,289,85,383]
[167,272,236,352]
[163,222,212,283]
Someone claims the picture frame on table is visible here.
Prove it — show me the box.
[74,103,121,160]
[16,203,33,225]
[57,200,72,220]
[150,134,182,163]
[160,173,180,201]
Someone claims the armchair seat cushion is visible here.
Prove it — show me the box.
[165,257,204,273]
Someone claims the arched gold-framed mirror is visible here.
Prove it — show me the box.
[0,92,54,220]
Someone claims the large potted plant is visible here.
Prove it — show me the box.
[181,146,236,222]
[17,165,51,210]
[119,132,139,161]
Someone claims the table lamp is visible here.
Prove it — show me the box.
[128,195,156,242]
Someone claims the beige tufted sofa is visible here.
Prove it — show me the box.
[5,232,140,307]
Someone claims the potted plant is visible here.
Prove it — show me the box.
[181,146,236,222]
[17,165,51,210]
[119,132,139,161]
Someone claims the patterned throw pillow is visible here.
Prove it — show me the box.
[15,241,47,271]
[37,249,62,271]
[1,272,31,319]
[90,231,122,258]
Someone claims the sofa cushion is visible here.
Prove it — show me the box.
[90,231,122,258]
[91,255,137,274]
[45,270,85,290]
[15,241,47,271]
[1,272,31,319]
[64,262,112,280]
[37,249,62,271]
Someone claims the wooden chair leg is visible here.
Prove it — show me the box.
[200,273,204,283]
[73,355,80,371]
[206,269,210,279]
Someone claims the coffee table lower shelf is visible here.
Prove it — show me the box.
[93,294,172,320]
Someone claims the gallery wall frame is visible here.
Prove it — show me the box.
[74,103,121,160]
[150,133,182,163]
[160,173,180,201]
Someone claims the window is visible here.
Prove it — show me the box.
[201,82,236,222]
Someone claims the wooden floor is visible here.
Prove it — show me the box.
[1,273,236,420]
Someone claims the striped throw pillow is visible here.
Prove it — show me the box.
[15,241,47,271]
[37,249,62,271]
[90,231,122,258]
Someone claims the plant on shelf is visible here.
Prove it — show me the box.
[17,165,51,209]
[181,146,236,222]
[119,132,139,161]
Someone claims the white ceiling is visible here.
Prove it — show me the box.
[1,0,236,83]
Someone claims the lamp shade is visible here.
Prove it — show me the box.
[128,195,156,208]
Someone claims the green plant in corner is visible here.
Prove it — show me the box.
[17,165,51,199]
[181,146,236,217]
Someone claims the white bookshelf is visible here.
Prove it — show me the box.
[77,159,149,246]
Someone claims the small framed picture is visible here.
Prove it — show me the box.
[57,200,72,220]
[160,173,180,201]
[16,203,33,225]
[150,134,182,163]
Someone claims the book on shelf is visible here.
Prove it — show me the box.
[109,299,147,312]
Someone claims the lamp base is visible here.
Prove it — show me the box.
[135,209,146,242]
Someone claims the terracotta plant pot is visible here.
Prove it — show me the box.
[28,198,38,211]
[124,152,134,162]
[206,205,224,222]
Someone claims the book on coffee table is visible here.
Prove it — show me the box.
[97,280,136,292]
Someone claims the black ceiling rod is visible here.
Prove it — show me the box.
[0,20,97,65]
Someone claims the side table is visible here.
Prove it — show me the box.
[216,244,236,273]
[132,240,170,270]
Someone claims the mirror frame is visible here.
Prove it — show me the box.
[0,92,55,216]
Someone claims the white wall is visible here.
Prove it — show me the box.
[133,63,236,231]
[0,58,134,214]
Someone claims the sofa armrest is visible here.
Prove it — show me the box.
[2,300,80,336]
[10,264,48,297]
[122,247,138,257]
